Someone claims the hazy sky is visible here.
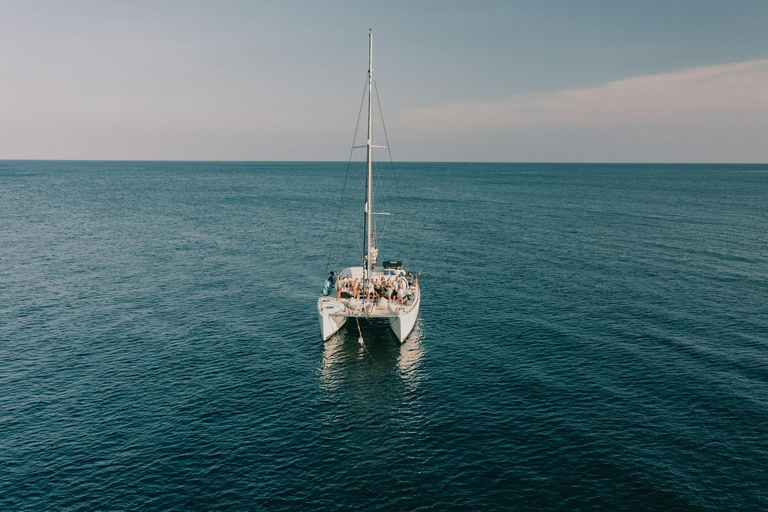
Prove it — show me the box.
[2,1,767,162]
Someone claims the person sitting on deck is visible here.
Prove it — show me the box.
[397,279,406,305]
[352,278,360,299]
[338,275,350,298]
[364,281,371,301]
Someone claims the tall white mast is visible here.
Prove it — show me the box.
[364,30,374,285]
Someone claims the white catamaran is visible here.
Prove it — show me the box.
[317,31,421,342]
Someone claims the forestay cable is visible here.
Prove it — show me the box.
[325,78,369,273]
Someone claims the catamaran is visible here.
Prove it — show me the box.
[317,31,421,342]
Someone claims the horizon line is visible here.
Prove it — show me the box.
[2,159,767,165]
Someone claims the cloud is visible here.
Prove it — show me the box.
[396,59,768,162]
[401,59,768,129]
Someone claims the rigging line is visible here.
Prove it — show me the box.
[374,80,402,206]
[376,90,415,267]
[374,161,392,248]
[325,78,369,273]
[352,152,366,260]
[374,160,391,215]
[343,150,366,261]
[373,81,398,251]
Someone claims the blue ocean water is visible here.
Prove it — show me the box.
[1,160,767,511]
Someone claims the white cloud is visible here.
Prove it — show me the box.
[402,59,768,128]
[398,59,768,162]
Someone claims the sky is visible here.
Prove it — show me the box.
[1,0,767,163]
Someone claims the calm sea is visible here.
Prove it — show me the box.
[2,161,767,511]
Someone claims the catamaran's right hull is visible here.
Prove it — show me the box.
[388,292,420,342]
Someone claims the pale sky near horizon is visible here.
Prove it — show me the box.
[1,1,767,163]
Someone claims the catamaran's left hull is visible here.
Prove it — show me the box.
[318,298,348,340]
[320,314,347,341]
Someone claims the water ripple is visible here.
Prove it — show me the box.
[2,161,768,510]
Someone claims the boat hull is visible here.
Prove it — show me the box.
[318,287,420,342]
[388,290,420,342]
[318,297,349,340]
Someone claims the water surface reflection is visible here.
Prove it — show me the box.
[317,320,426,418]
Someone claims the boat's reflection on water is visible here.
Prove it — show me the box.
[318,319,426,396]
[317,321,427,465]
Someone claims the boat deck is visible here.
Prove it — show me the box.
[318,292,418,319]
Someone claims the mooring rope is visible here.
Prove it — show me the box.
[354,314,378,361]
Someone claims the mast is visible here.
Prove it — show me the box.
[364,30,374,285]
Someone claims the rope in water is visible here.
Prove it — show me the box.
[354,315,375,359]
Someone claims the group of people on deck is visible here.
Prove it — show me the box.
[334,270,417,305]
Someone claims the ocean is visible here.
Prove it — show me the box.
[2,160,767,511]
